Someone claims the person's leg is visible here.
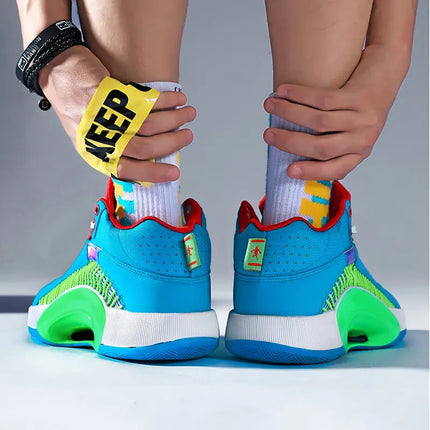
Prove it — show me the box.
[225,0,407,364]
[77,0,190,226]
[263,0,372,226]
[29,1,220,360]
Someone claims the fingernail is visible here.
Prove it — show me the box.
[288,165,303,178]
[169,168,180,181]
[266,100,274,113]
[188,108,196,120]
[185,128,193,142]
[265,131,274,145]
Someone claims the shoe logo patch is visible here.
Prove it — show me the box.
[244,238,266,272]
[184,233,201,271]
[87,243,101,262]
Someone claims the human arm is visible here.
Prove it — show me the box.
[263,0,418,181]
[15,0,195,183]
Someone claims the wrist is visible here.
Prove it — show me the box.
[39,45,110,100]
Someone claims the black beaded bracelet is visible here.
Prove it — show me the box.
[16,20,85,110]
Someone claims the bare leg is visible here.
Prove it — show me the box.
[266,0,372,90]
[263,0,373,226]
[77,0,188,83]
[77,0,189,226]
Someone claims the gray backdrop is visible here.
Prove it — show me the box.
[0,0,428,298]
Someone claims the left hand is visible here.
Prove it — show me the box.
[263,82,392,181]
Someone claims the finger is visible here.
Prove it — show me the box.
[265,97,360,133]
[123,129,193,160]
[264,128,355,161]
[276,84,360,111]
[117,157,180,183]
[152,91,187,111]
[287,153,363,181]
[138,105,196,136]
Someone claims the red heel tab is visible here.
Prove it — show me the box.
[258,196,266,216]
[238,200,259,233]
[105,179,116,212]
[182,198,203,228]
[328,181,351,221]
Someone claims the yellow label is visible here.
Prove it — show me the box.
[76,77,159,179]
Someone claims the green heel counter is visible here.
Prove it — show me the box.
[336,289,400,351]
[37,288,106,350]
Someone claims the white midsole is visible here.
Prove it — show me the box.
[28,304,49,328]
[225,311,343,350]
[101,308,219,347]
[225,288,406,351]
[28,290,220,348]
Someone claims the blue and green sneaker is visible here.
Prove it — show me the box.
[225,181,406,364]
[28,180,219,361]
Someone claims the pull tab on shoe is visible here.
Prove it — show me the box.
[244,238,266,272]
[184,233,201,271]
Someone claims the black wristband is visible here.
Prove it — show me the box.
[16,20,85,99]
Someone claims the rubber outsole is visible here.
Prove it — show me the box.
[29,327,219,361]
[98,337,219,361]
[225,329,407,364]
[225,286,406,364]
[28,287,220,361]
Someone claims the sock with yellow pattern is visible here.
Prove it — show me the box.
[263,112,332,228]
[113,81,182,227]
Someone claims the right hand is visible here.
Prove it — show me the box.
[39,45,196,183]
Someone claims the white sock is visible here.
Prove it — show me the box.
[263,106,332,228]
[113,81,182,226]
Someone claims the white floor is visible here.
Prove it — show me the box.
[0,285,428,430]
